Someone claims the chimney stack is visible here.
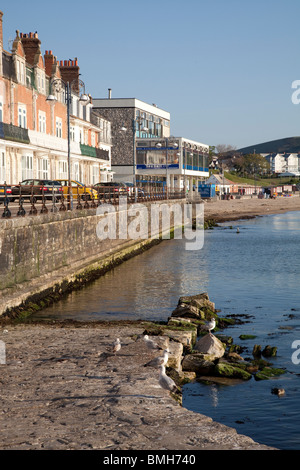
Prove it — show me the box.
[20,31,41,66]
[59,57,80,93]
[44,50,57,78]
[108,88,112,99]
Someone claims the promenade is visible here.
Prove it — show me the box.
[2,196,297,451]
[0,321,274,451]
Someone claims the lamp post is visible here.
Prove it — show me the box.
[47,78,89,210]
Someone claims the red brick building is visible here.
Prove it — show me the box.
[0,10,112,185]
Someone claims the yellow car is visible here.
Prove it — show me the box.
[55,180,98,201]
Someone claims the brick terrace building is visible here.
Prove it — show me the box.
[0,10,112,186]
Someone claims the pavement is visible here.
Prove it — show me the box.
[0,321,275,451]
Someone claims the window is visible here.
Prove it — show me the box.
[92,165,98,185]
[39,158,48,179]
[18,105,27,128]
[70,126,75,142]
[0,100,3,122]
[38,112,46,133]
[58,160,68,179]
[56,118,62,138]
[21,155,33,180]
[91,132,95,147]
[0,151,5,183]
[73,162,80,181]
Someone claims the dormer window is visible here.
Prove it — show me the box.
[16,59,25,84]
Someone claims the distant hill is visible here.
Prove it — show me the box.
[238,137,300,155]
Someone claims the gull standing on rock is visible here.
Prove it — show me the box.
[143,334,162,351]
[112,338,121,354]
[144,349,169,368]
[204,318,216,334]
[158,364,181,395]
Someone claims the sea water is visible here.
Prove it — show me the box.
[32,210,300,449]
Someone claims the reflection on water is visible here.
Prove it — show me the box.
[32,211,300,450]
[33,237,210,322]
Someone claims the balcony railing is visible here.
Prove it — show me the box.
[80,143,110,161]
[0,122,30,144]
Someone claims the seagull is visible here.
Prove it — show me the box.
[144,349,169,368]
[112,338,121,354]
[204,318,216,334]
[158,364,181,395]
[143,334,162,351]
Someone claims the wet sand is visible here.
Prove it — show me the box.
[203,194,300,222]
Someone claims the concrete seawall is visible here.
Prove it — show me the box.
[0,200,195,317]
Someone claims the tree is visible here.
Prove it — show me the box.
[233,154,270,177]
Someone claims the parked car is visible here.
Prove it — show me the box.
[11,179,63,202]
[0,185,15,204]
[93,182,128,198]
[55,180,98,201]
[122,182,145,197]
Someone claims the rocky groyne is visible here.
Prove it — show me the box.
[164,293,286,387]
[0,306,275,451]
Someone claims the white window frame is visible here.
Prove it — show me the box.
[58,160,68,179]
[21,155,33,180]
[73,162,80,181]
[39,157,48,179]
[18,105,27,128]
[0,99,3,122]
[38,111,46,133]
[0,150,6,183]
[56,118,62,138]
[92,165,98,185]
[91,132,95,147]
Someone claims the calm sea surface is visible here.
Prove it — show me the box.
[32,210,300,450]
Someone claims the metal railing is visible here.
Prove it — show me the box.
[0,183,186,219]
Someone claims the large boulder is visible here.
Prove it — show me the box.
[182,354,215,375]
[172,293,216,321]
[214,362,252,381]
[194,333,225,359]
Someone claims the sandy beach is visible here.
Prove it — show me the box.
[202,194,300,222]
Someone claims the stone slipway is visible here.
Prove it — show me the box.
[0,321,275,450]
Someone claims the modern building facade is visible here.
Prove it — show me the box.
[93,94,171,184]
[0,11,112,186]
[93,92,209,190]
[136,137,209,191]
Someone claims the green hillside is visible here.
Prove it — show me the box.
[238,137,300,155]
[224,172,297,187]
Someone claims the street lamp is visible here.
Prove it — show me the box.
[47,78,89,210]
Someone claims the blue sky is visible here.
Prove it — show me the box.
[2,0,300,149]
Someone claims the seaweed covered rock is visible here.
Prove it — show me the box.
[214,362,252,381]
[182,354,215,375]
[172,293,216,321]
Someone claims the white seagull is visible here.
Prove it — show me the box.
[112,338,121,354]
[204,318,216,334]
[143,334,162,351]
[144,349,169,368]
[158,364,181,394]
